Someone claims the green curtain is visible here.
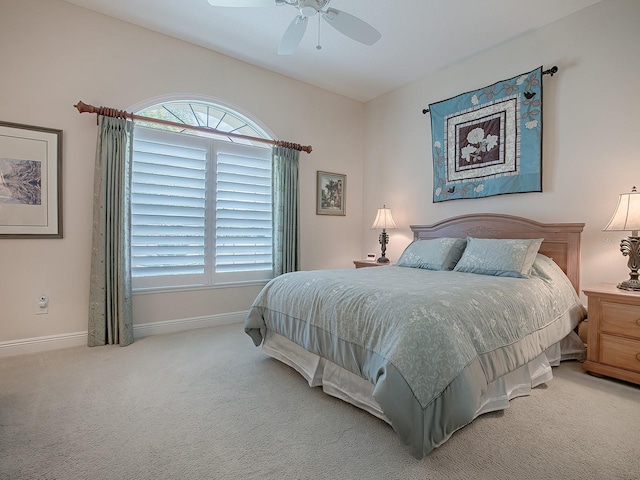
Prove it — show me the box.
[272,146,300,276]
[88,116,134,347]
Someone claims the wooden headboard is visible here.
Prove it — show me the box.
[410,214,584,293]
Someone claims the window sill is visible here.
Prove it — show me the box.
[132,279,270,296]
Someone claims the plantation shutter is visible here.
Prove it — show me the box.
[131,129,208,283]
[215,146,272,273]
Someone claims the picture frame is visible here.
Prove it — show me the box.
[0,121,63,238]
[316,171,346,216]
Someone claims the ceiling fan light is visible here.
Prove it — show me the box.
[299,0,318,16]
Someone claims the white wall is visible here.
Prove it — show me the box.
[363,0,640,299]
[0,0,365,349]
[3,0,637,353]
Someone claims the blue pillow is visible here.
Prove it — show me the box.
[453,237,543,278]
[397,237,467,271]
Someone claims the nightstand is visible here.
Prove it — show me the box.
[353,260,389,268]
[582,284,640,385]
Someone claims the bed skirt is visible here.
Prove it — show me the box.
[262,329,585,448]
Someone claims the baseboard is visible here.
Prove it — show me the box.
[133,311,247,338]
[0,311,247,358]
[0,331,88,358]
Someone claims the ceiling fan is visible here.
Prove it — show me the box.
[207,0,382,55]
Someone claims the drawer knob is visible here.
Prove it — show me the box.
[637,319,640,326]
[637,353,640,362]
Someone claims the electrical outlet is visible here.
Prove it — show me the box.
[36,295,48,315]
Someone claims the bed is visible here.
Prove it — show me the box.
[245,214,587,458]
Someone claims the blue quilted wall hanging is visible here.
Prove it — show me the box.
[429,66,543,202]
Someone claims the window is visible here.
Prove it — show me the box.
[130,100,273,290]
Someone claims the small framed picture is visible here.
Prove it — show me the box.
[0,121,63,238]
[316,171,346,216]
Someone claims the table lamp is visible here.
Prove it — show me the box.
[603,186,640,291]
[371,205,397,263]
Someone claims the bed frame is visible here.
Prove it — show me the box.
[410,213,584,293]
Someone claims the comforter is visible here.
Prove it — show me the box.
[245,254,586,458]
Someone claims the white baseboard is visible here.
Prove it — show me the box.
[0,331,88,358]
[133,311,247,338]
[0,311,247,358]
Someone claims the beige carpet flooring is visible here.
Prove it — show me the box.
[1,323,639,480]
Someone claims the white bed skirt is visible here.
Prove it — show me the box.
[263,329,585,428]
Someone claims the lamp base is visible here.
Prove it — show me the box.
[617,280,640,291]
[377,229,390,265]
[618,236,640,292]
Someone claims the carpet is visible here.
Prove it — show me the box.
[1,324,639,480]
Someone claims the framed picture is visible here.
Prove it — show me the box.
[316,171,346,216]
[0,121,63,238]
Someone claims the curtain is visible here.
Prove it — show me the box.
[272,146,300,276]
[88,116,134,347]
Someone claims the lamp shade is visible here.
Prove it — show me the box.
[603,186,640,235]
[371,205,397,230]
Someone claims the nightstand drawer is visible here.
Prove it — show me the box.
[601,301,640,340]
[600,334,640,374]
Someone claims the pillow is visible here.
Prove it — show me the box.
[396,237,467,271]
[453,237,543,278]
[530,253,582,301]
[529,253,556,282]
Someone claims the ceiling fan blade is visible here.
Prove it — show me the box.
[207,0,274,7]
[278,15,308,55]
[322,8,381,46]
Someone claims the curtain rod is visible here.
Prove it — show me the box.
[73,101,313,154]
[421,66,558,115]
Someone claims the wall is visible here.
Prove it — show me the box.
[3,0,637,354]
[363,0,640,298]
[0,0,365,352]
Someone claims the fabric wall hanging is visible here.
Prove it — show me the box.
[428,66,543,202]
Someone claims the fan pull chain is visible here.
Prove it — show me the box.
[316,14,322,50]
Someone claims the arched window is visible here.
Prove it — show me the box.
[131,99,274,290]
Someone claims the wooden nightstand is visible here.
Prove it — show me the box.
[353,260,389,268]
[582,284,640,385]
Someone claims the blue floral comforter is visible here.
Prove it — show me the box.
[245,254,586,458]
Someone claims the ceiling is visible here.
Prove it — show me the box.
[63,0,602,102]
